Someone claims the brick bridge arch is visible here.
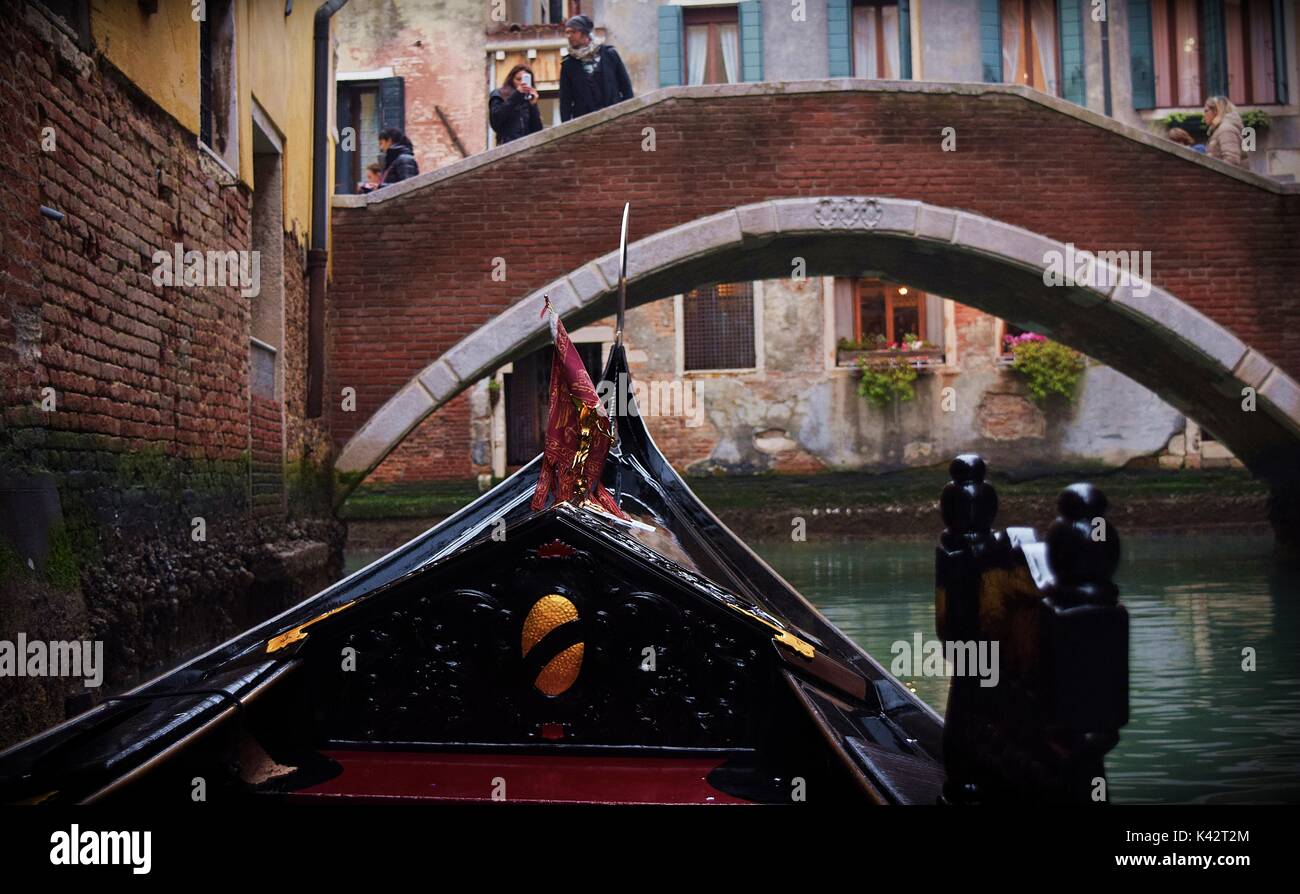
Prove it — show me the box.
[334,195,1300,488]
[327,82,1300,510]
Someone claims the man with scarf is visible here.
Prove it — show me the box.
[559,15,634,122]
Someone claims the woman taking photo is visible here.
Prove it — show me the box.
[490,64,543,145]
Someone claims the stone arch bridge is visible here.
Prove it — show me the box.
[326,81,1300,536]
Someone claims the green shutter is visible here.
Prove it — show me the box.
[335,87,354,194]
[898,0,912,79]
[1128,0,1155,109]
[739,0,763,82]
[1057,0,1085,104]
[980,0,1002,82]
[1273,0,1289,104]
[827,0,851,77]
[1201,0,1227,96]
[379,77,404,134]
[658,4,683,87]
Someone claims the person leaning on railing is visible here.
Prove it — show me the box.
[1203,95,1248,169]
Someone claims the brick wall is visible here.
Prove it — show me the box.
[1,5,334,527]
[250,393,284,516]
[2,6,253,527]
[329,88,1300,483]
[0,5,343,745]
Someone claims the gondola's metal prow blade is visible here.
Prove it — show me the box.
[614,202,630,347]
[613,203,630,510]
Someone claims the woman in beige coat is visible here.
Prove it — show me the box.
[1203,96,1248,169]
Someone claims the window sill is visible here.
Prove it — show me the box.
[1139,103,1296,120]
[197,139,240,182]
[838,348,944,370]
[682,366,759,377]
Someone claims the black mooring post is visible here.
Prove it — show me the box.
[935,454,1003,804]
[935,457,1128,804]
[1040,483,1129,801]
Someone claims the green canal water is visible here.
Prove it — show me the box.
[346,532,1300,804]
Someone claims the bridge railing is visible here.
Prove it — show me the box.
[935,453,1128,804]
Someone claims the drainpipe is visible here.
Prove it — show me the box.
[308,0,350,419]
[1099,9,1113,117]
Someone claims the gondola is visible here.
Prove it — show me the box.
[0,205,953,807]
[0,208,1126,807]
[0,343,952,807]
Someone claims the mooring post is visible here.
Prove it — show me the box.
[1040,483,1128,801]
[935,457,1128,803]
[934,454,1003,803]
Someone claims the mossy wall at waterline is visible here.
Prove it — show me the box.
[0,429,342,748]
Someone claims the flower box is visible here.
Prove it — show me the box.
[838,347,944,370]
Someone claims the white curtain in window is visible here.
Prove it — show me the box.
[853,5,878,77]
[1001,0,1024,84]
[719,23,739,84]
[1174,0,1201,105]
[1031,0,1058,95]
[687,25,709,85]
[881,5,900,79]
[834,278,855,343]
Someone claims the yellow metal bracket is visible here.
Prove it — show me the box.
[727,604,816,660]
[266,600,357,654]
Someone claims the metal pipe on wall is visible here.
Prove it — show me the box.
[308,0,350,420]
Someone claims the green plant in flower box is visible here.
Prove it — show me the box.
[856,355,917,406]
[1005,333,1085,403]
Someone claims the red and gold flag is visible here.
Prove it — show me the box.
[530,298,628,519]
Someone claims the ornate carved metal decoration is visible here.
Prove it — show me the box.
[316,532,767,748]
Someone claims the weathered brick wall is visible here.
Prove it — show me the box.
[2,6,253,529]
[0,4,341,745]
[1,6,334,526]
[328,87,1300,483]
[250,394,284,516]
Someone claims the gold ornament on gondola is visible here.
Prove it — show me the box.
[521,594,584,696]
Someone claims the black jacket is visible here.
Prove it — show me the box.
[489,88,543,144]
[559,45,633,122]
[380,141,418,185]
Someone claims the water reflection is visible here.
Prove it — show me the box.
[754,533,1300,804]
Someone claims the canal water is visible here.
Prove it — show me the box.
[346,532,1300,804]
[753,533,1300,805]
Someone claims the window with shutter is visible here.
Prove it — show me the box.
[684,6,742,85]
[1147,0,1281,106]
[851,1,905,80]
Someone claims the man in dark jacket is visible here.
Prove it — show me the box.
[378,128,418,186]
[559,15,633,122]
